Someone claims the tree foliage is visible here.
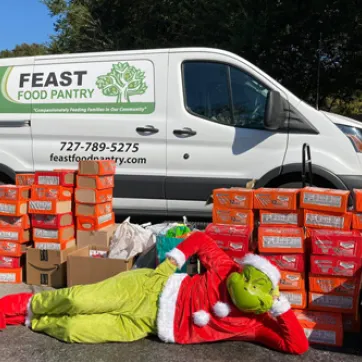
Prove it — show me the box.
[0,43,49,58]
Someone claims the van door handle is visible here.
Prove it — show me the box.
[173,127,197,137]
[136,125,159,135]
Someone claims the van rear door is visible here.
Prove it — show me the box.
[30,51,168,213]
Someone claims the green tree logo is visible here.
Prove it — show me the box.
[96,62,148,103]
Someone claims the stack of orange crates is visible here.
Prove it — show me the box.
[28,170,76,251]
[75,160,116,233]
[255,188,307,310]
[0,185,32,284]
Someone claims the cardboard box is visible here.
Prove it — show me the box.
[0,268,22,284]
[0,215,30,229]
[310,229,362,257]
[212,208,254,228]
[309,274,359,295]
[261,254,305,272]
[75,201,113,217]
[29,200,72,214]
[343,314,361,333]
[78,160,116,176]
[0,255,21,269]
[0,200,28,216]
[31,213,74,229]
[15,173,35,186]
[212,188,254,210]
[31,185,73,201]
[26,247,76,288]
[352,213,362,230]
[34,238,76,251]
[279,271,305,291]
[259,210,303,227]
[76,175,114,189]
[353,189,362,212]
[300,187,350,213]
[67,245,133,287]
[0,241,29,257]
[308,292,358,313]
[0,228,30,243]
[310,255,361,277]
[280,290,307,309]
[75,188,113,204]
[35,170,75,187]
[205,223,252,251]
[254,188,299,211]
[304,209,352,230]
[33,225,75,243]
[293,309,343,347]
[76,224,118,248]
[76,213,115,231]
[258,227,304,253]
[0,185,30,201]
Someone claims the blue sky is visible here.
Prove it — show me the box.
[0,0,54,51]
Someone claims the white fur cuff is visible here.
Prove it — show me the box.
[270,295,291,317]
[193,310,210,327]
[24,297,33,328]
[166,248,186,269]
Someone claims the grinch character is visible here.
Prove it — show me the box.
[0,232,309,354]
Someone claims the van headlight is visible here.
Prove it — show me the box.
[337,124,362,152]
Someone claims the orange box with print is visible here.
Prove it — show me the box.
[78,160,116,176]
[352,213,362,230]
[77,175,114,190]
[353,189,362,212]
[0,185,30,201]
[0,268,23,284]
[259,210,303,227]
[212,208,254,228]
[304,209,352,230]
[32,185,73,201]
[34,238,76,251]
[33,225,75,243]
[75,188,113,204]
[29,200,72,215]
[309,274,359,296]
[0,215,30,229]
[0,200,28,217]
[77,212,115,231]
[213,188,254,210]
[293,309,343,347]
[258,227,304,253]
[75,201,113,217]
[0,228,30,244]
[280,290,307,309]
[0,256,21,269]
[15,173,35,186]
[32,213,73,229]
[261,254,305,272]
[279,271,305,291]
[35,170,75,187]
[308,291,358,314]
[0,241,29,257]
[253,188,299,211]
[310,255,361,277]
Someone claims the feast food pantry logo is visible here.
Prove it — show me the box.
[0,60,154,114]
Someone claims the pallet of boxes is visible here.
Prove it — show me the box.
[67,160,132,287]
[26,169,77,288]
[0,177,33,284]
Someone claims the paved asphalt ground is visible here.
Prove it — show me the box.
[1,283,362,362]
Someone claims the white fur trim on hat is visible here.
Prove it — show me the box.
[193,310,210,327]
[270,295,291,317]
[213,302,231,318]
[166,248,186,269]
[240,253,281,288]
[24,297,33,328]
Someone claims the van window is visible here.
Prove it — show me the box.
[183,61,269,129]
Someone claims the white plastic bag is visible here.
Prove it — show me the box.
[108,217,155,260]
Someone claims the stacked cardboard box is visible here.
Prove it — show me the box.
[0,185,31,284]
[255,188,307,309]
[26,170,76,287]
[75,161,116,233]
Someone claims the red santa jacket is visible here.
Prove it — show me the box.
[156,231,309,355]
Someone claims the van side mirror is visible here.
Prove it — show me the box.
[264,90,284,131]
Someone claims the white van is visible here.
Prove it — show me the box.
[0,47,362,217]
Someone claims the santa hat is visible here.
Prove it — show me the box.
[240,253,281,289]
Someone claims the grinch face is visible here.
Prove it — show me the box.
[227,265,274,314]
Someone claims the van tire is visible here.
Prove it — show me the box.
[271,174,335,189]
